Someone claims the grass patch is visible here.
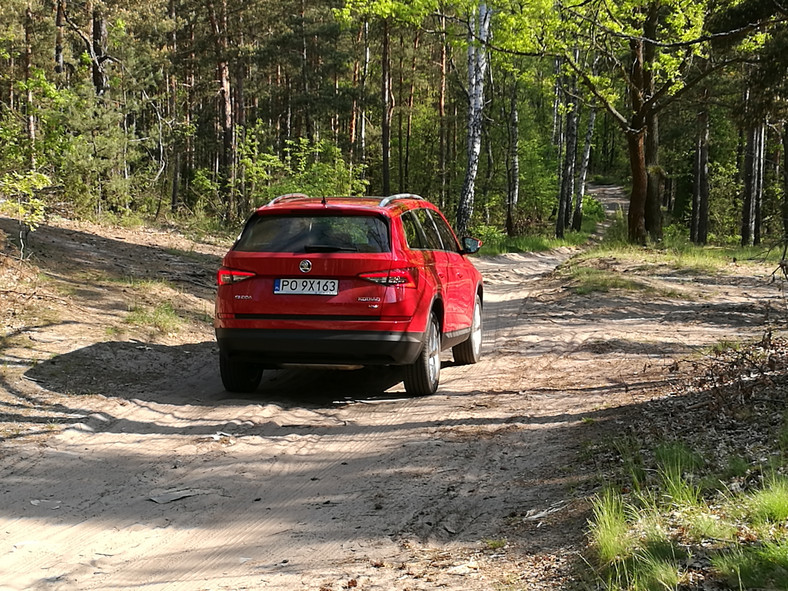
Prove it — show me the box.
[590,488,633,566]
[585,430,788,590]
[566,266,646,294]
[713,542,788,590]
[655,442,704,508]
[125,301,182,334]
[477,231,593,256]
[483,538,507,551]
[746,474,788,524]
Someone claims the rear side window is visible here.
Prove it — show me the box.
[234,214,390,253]
[430,211,460,252]
[401,211,426,249]
[413,209,444,250]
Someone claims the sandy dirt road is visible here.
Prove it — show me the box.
[0,188,783,590]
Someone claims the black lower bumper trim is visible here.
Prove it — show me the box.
[216,328,424,367]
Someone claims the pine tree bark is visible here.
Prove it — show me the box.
[438,13,447,208]
[206,0,235,219]
[643,5,662,240]
[626,35,648,244]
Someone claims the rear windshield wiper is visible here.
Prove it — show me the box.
[303,245,358,253]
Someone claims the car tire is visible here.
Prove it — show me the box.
[220,352,263,393]
[404,313,441,396]
[453,294,482,365]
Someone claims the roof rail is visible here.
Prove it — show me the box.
[266,193,311,206]
[378,193,425,208]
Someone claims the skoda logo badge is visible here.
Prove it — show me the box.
[299,260,313,273]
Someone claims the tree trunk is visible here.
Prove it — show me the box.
[457,4,492,237]
[691,127,700,243]
[24,3,35,167]
[397,34,404,192]
[783,124,788,240]
[438,13,447,208]
[625,32,648,245]
[55,0,65,74]
[572,106,596,231]
[741,124,758,246]
[754,122,766,245]
[645,111,662,239]
[506,78,520,236]
[695,103,710,244]
[557,101,578,238]
[91,6,108,95]
[405,33,419,190]
[206,0,235,220]
[381,18,391,195]
[627,129,648,244]
[643,4,661,240]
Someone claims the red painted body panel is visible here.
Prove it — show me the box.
[214,195,482,368]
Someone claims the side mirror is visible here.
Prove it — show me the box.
[461,237,482,255]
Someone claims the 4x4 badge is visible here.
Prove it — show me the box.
[299,260,312,273]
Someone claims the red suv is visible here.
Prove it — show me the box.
[215,193,483,395]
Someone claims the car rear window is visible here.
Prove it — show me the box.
[233,214,390,253]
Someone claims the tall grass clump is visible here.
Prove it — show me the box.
[746,474,788,524]
[655,442,703,508]
[125,301,182,334]
[713,542,788,590]
[590,488,633,567]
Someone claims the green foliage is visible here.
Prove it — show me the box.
[0,0,782,246]
[188,168,223,217]
[239,127,368,208]
[583,196,607,223]
[0,170,51,234]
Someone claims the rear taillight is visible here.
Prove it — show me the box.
[359,268,419,288]
[217,268,255,286]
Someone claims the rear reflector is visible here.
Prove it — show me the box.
[359,268,418,288]
[217,268,255,286]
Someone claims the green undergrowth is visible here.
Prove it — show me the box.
[585,353,788,591]
[476,196,605,255]
[587,445,788,590]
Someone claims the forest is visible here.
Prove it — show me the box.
[0,0,786,246]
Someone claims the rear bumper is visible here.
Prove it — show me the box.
[215,328,424,367]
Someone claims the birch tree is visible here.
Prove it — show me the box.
[456,3,492,237]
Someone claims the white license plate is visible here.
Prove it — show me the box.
[274,278,338,295]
